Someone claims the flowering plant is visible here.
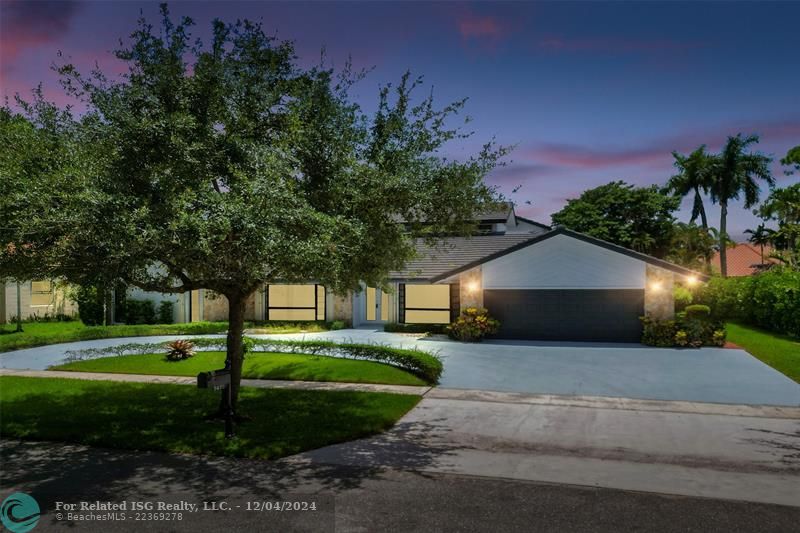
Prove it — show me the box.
[446,307,500,342]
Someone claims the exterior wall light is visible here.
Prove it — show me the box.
[686,275,699,286]
[649,281,663,292]
[466,280,480,293]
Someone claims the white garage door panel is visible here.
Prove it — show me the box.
[482,234,646,289]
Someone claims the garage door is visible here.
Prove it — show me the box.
[483,289,644,342]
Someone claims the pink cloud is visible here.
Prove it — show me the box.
[1,1,82,73]
[458,13,505,40]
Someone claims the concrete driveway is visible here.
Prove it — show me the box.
[2,328,798,406]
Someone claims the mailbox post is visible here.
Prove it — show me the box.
[197,368,234,438]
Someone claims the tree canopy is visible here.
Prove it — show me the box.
[550,181,680,257]
[0,6,505,410]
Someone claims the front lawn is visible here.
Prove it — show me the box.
[0,376,420,459]
[0,320,329,352]
[726,322,800,383]
[52,351,427,386]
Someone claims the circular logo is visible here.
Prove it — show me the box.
[1,493,40,533]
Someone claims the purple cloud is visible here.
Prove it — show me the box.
[1,1,82,72]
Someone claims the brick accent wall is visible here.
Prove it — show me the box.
[644,265,674,320]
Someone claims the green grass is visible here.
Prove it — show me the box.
[0,376,419,459]
[51,351,426,386]
[0,320,328,352]
[726,322,800,383]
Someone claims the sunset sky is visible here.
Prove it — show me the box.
[2,1,798,238]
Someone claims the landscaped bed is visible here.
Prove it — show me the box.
[0,376,420,459]
[52,351,427,386]
[726,322,800,384]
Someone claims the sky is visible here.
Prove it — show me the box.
[2,1,798,239]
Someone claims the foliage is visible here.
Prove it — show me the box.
[53,351,427,387]
[550,181,680,257]
[666,222,717,270]
[666,146,712,228]
[447,307,500,342]
[684,304,711,319]
[72,285,105,326]
[328,320,347,331]
[673,286,693,312]
[781,145,800,174]
[705,134,774,277]
[0,6,505,410]
[695,269,800,337]
[246,321,330,334]
[63,337,444,384]
[640,313,725,348]
[756,183,800,267]
[124,299,156,325]
[0,376,420,459]
[744,223,776,264]
[165,339,195,361]
[384,322,447,334]
[158,301,175,324]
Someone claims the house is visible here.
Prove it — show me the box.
[711,243,779,277]
[135,204,703,342]
[0,280,77,323]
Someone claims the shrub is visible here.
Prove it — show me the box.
[384,322,447,334]
[641,312,725,348]
[684,304,711,319]
[447,307,500,342]
[73,285,105,326]
[673,286,693,312]
[125,299,156,325]
[328,320,348,331]
[696,269,800,337]
[165,339,195,361]
[158,301,175,324]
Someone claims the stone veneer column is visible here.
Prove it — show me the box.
[459,266,483,311]
[331,292,353,324]
[644,264,674,320]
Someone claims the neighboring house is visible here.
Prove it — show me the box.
[0,280,77,323]
[143,204,703,342]
[711,243,779,277]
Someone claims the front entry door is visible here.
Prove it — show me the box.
[364,286,390,323]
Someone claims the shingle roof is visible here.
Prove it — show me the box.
[389,234,537,280]
[711,243,778,277]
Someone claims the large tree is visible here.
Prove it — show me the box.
[550,181,680,257]
[0,7,505,413]
[666,146,712,229]
[781,145,800,174]
[706,134,774,277]
[757,183,800,267]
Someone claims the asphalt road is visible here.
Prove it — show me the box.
[2,440,798,533]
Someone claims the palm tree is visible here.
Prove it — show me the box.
[744,224,774,264]
[707,134,774,277]
[667,146,712,229]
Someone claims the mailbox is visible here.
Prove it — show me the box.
[197,369,231,390]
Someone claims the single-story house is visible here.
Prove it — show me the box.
[130,204,705,342]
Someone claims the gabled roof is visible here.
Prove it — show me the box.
[514,215,552,231]
[426,227,709,283]
[389,234,537,280]
[711,243,778,277]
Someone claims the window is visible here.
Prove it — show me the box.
[403,284,451,324]
[30,281,54,306]
[267,284,325,321]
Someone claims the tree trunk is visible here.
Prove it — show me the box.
[694,188,708,230]
[221,292,247,414]
[719,201,728,277]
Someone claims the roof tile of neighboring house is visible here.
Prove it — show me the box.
[711,243,777,277]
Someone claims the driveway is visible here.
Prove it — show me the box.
[2,328,798,406]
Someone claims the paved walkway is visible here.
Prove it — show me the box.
[2,328,799,406]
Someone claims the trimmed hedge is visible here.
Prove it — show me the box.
[62,337,443,385]
[384,323,447,334]
[696,269,800,337]
[641,313,726,348]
